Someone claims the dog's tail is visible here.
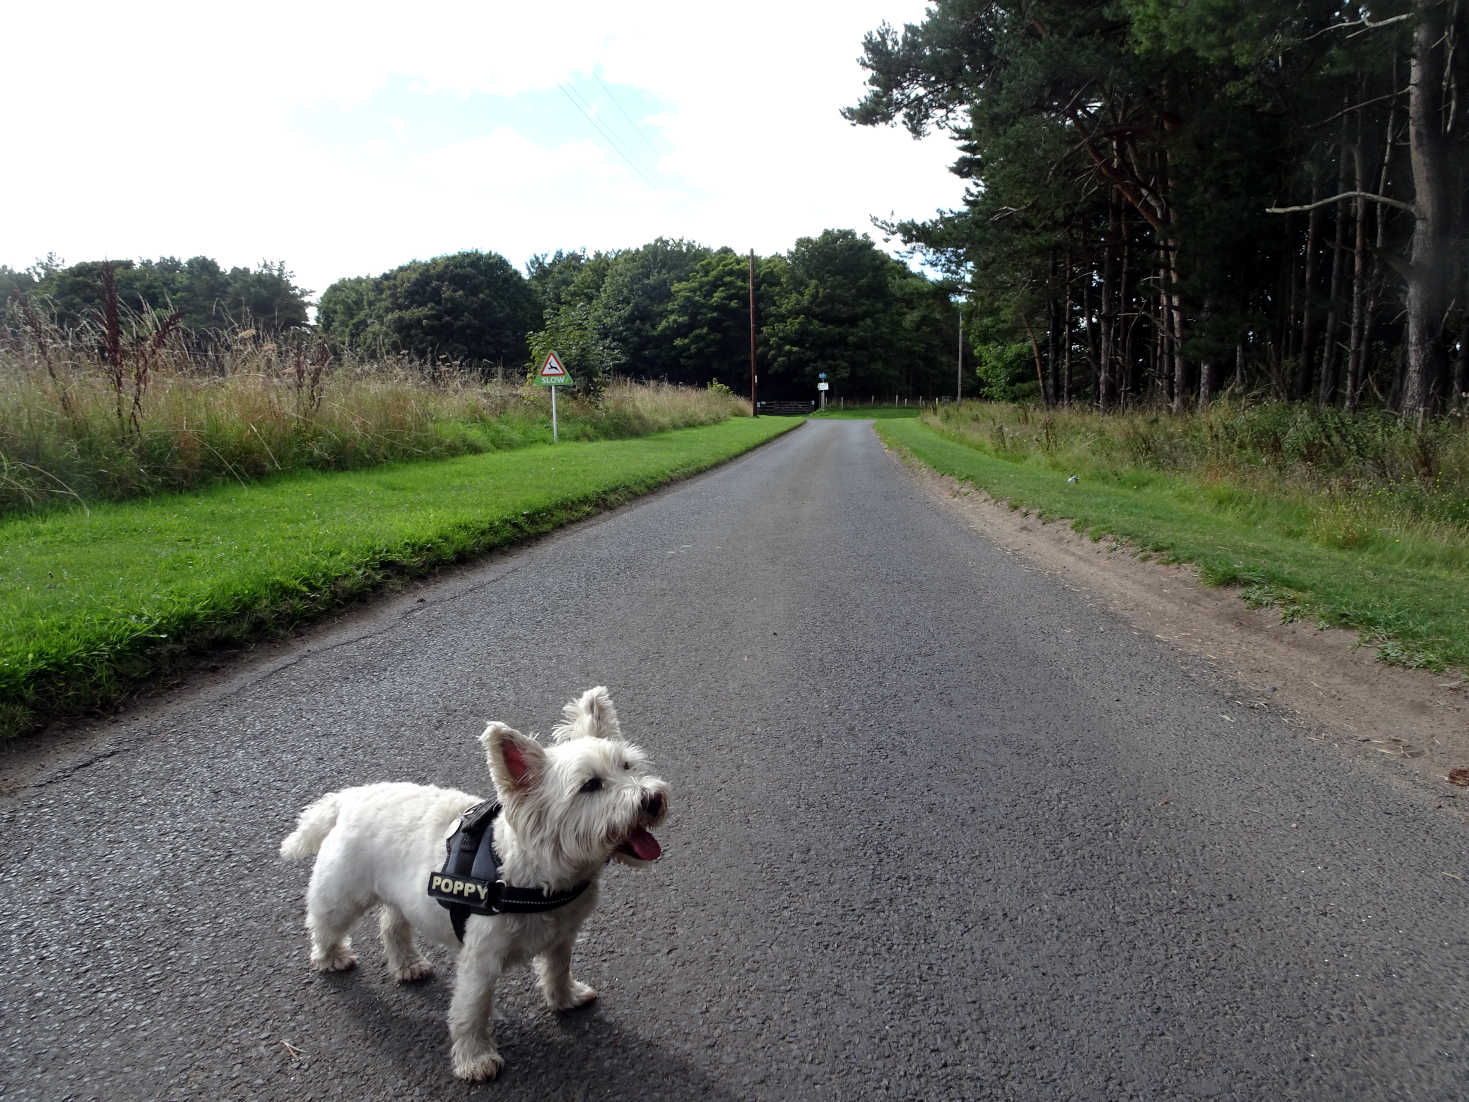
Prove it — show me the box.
[279,791,343,861]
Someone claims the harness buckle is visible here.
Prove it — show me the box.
[485,879,506,915]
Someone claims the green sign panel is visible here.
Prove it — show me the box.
[535,350,574,387]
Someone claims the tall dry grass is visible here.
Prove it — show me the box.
[0,308,748,517]
[925,399,1469,556]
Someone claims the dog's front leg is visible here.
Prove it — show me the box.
[535,931,598,1011]
[447,935,505,1080]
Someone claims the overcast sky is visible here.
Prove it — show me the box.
[2,1,964,300]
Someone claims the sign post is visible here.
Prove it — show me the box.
[534,350,573,442]
[817,373,828,411]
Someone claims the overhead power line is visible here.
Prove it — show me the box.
[593,73,662,158]
[557,81,658,189]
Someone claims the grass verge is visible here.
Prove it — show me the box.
[877,417,1469,673]
[0,417,800,739]
[809,406,924,420]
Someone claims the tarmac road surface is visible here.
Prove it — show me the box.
[2,419,1467,1101]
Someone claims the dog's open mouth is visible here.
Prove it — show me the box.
[617,826,661,862]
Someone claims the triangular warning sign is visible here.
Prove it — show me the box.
[539,351,567,377]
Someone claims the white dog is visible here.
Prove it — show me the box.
[280,687,669,1080]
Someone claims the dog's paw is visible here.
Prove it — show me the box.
[392,959,435,983]
[451,1046,504,1081]
[548,981,598,1011]
[311,947,358,973]
[392,958,434,983]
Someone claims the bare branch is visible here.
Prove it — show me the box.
[989,202,1035,223]
[1266,190,1416,215]
[1302,11,1414,44]
[1309,88,1411,129]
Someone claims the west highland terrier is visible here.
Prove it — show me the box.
[280,686,669,1080]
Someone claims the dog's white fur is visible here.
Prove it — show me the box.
[280,687,669,1081]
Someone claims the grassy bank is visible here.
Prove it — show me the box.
[878,404,1469,673]
[0,315,749,516]
[0,417,799,739]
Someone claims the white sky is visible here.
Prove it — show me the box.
[1,1,964,300]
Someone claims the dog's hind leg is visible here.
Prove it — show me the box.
[303,856,371,973]
[380,905,434,982]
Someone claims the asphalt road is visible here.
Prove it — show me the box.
[2,419,1467,1101]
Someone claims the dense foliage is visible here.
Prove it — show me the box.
[317,250,540,372]
[321,234,963,400]
[0,256,310,335]
[845,0,1469,420]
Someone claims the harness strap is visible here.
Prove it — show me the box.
[428,800,590,942]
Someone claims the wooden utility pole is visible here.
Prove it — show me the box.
[748,250,758,416]
[956,305,963,404]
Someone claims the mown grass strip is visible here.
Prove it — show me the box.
[877,418,1469,673]
[0,417,800,739]
[809,407,924,420]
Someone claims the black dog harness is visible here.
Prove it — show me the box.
[426,800,590,942]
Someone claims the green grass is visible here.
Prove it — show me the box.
[809,406,924,420]
[0,417,800,739]
[877,417,1469,673]
[0,363,751,517]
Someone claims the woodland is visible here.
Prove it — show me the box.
[846,0,1469,419]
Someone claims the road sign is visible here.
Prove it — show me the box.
[535,351,573,387]
[535,350,573,443]
[817,382,829,391]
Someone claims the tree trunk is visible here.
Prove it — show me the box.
[1403,0,1452,424]
[1099,187,1122,410]
[1454,318,1469,406]
[1197,299,1216,411]
[1084,280,1101,405]
[1062,250,1074,406]
[1156,268,1170,405]
[1319,106,1352,408]
[1297,176,1322,401]
[1119,208,1135,404]
[1160,149,1188,414]
[1282,222,1299,368]
[1046,249,1060,406]
[1362,61,1402,410]
[1168,265,1186,411]
[1022,315,1049,407]
[1345,128,1369,412]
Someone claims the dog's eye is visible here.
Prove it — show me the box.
[579,777,602,794]
[622,761,630,771]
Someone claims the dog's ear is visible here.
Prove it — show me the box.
[481,722,546,795]
[552,686,621,742]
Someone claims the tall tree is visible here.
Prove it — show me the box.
[392,251,531,367]
[590,238,711,380]
[763,229,909,400]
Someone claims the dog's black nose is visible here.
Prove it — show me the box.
[642,791,664,819]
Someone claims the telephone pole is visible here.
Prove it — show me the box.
[956,304,964,404]
[749,250,758,416]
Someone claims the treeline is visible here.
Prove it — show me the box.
[846,0,1469,420]
[319,233,962,400]
[0,256,309,336]
[5,235,964,402]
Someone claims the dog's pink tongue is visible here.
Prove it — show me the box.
[627,827,661,861]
